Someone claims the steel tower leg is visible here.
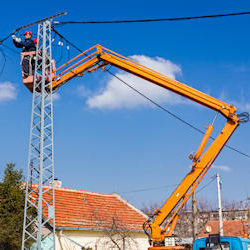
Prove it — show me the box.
[22,20,55,250]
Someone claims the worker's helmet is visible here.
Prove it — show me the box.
[24,31,32,36]
[34,38,38,44]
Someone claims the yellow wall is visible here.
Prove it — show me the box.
[56,229,149,250]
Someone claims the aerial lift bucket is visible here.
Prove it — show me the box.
[21,51,56,92]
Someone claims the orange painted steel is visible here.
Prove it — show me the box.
[101,53,236,120]
[52,55,100,89]
[55,51,98,78]
[152,120,238,243]
[193,124,213,165]
[55,44,98,72]
[52,45,237,119]
[166,214,179,237]
[49,45,240,248]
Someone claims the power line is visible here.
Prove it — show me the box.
[120,184,178,194]
[52,27,83,54]
[48,30,212,137]
[120,174,219,195]
[0,33,13,45]
[13,12,67,33]
[106,69,205,135]
[0,12,67,45]
[0,48,7,78]
[1,11,250,44]
[53,11,250,26]
[1,11,250,45]
[51,29,250,160]
[196,175,217,194]
[1,44,19,55]
[106,69,250,159]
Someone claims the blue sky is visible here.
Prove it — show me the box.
[0,0,249,209]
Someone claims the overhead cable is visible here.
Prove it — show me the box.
[120,175,216,194]
[0,48,7,77]
[1,11,250,45]
[106,69,205,134]
[1,44,19,55]
[52,27,83,54]
[107,69,250,159]
[0,12,67,45]
[196,175,217,194]
[13,12,67,33]
[0,34,13,45]
[49,29,250,160]
[53,11,250,26]
[120,184,178,194]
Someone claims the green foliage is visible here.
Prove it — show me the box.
[0,162,25,249]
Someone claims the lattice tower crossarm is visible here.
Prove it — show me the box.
[22,20,55,250]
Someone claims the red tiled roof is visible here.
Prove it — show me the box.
[37,185,147,232]
[199,220,248,238]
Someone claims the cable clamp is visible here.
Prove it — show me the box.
[238,112,249,123]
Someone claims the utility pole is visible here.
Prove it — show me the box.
[22,20,55,250]
[216,173,223,236]
[192,191,198,243]
[21,13,66,250]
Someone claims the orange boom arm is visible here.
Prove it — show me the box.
[48,45,240,249]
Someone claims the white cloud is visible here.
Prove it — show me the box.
[226,64,248,73]
[212,165,231,172]
[45,92,61,101]
[233,102,250,113]
[218,93,250,113]
[0,82,17,103]
[76,85,92,98]
[86,55,182,109]
[52,92,60,101]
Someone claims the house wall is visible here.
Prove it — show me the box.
[56,229,150,250]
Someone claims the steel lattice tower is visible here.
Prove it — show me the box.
[22,20,55,250]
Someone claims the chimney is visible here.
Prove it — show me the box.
[54,178,62,188]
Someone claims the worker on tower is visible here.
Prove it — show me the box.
[34,38,38,46]
[12,31,36,77]
[33,38,43,70]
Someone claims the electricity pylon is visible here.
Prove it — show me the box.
[22,20,55,250]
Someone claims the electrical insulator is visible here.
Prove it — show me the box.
[58,41,63,46]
